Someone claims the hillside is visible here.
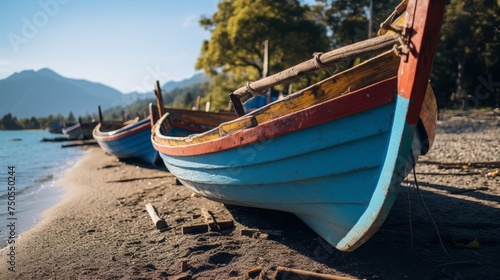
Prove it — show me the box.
[0,69,209,119]
[0,68,136,118]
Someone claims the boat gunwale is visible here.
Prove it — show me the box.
[93,117,150,142]
[153,76,398,156]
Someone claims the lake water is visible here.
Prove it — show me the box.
[0,130,84,247]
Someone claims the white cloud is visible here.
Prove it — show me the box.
[182,15,199,27]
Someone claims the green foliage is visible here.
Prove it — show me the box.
[0,114,23,130]
[432,0,500,108]
[20,117,40,129]
[67,112,76,123]
[196,0,330,108]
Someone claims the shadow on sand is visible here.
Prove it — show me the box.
[224,180,500,279]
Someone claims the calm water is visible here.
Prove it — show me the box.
[0,130,84,247]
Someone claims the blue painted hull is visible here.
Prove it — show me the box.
[93,118,159,165]
[158,96,423,251]
[152,0,444,251]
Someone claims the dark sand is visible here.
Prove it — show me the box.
[1,110,499,279]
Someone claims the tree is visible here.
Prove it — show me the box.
[173,92,195,109]
[67,111,76,123]
[310,0,400,69]
[20,117,40,129]
[312,0,369,47]
[196,0,330,108]
[432,0,500,108]
[1,113,23,130]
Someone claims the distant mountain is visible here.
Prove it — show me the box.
[0,68,145,118]
[161,72,209,92]
[126,72,210,96]
[0,68,209,119]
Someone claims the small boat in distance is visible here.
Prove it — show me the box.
[62,119,98,140]
[151,0,444,252]
[92,106,159,165]
[46,121,68,134]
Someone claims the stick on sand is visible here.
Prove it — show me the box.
[145,203,168,230]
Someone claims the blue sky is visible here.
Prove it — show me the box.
[0,0,219,93]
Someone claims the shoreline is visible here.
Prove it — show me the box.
[0,111,498,279]
[0,130,86,249]
[0,148,89,250]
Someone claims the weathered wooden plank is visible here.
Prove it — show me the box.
[181,224,208,234]
[181,220,234,234]
[200,208,220,231]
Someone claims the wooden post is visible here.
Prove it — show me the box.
[368,0,373,38]
[262,40,269,79]
[195,96,201,111]
[154,80,166,117]
[154,80,171,131]
[145,203,168,230]
[98,106,103,123]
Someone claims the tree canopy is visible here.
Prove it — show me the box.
[432,0,500,108]
[197,0,499,110]
[196,0,330,109]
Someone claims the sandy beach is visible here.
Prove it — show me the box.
[1,110,499,280]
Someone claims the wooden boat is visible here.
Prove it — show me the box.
[92,107,159,165]
[46,121,66,134]
[150,81,237,136]
[151,0,444,251]
[62,119,98,140]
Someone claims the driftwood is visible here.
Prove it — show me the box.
[201,208,220,231]
[418,160,500,169]
[181,224,208,234]
[145,203,168,230]
[247,265,263,277]
[178,258,189,272]
[182,208,234,234]
[231,33,400,100]
[181,221,235,234]
[273,267,360,280]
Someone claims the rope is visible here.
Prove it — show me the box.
[245,81,261,97]
[312,52,329,69]
[412,168,456,261]
[406,167,481,276]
